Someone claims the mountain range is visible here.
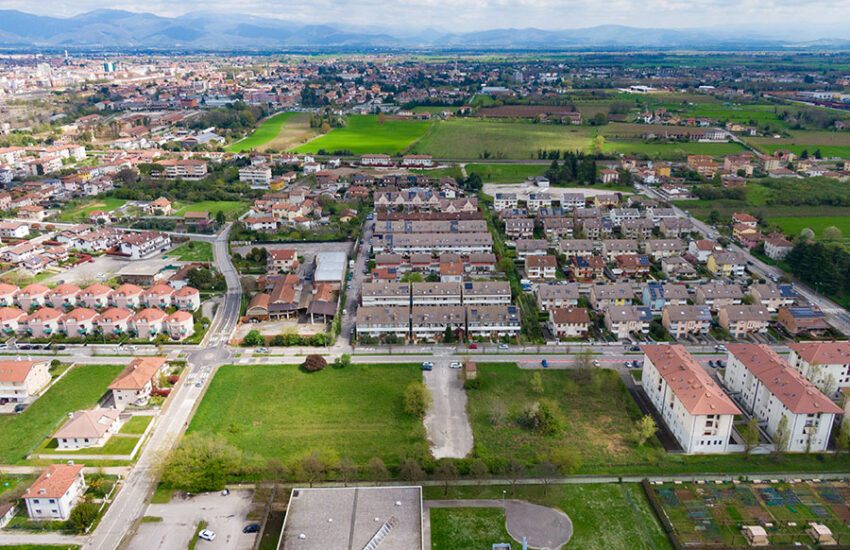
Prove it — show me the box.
[0,9,845,51]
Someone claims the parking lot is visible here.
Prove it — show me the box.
[44,254,130,285]
[126,490,258,550]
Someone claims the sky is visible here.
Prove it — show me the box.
[1,0,849,37]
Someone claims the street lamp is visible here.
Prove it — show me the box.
[502,490,506,508]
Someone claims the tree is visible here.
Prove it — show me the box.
[215,210,226,225]
[824,226,842,241]
[403,381,433,418]
[187,267,214,289]
[264,457,290,482]
[400,271,424,283]
[470,458,489,484]
[67,499,99,532]
[741,417,760,458]
[367,457,389,484]
[836,419,850,459]
[435,459,458,496]
[243,329,264,347]
[338,456,358,486]
[773,414,790,460]
[399,458,424,481]
[299,452,325,487]
[530,372,544,395]
[522,399,563,435]
[573,349,596,382]
[505,460,524,494]
[538,460,558,495]
[335,353,351,368]
[633,415,657,446]
[707,210,721,226]
[302,354,327,372]
[161,433,244,492]
[800,228,815,239]
[550,447,582,475]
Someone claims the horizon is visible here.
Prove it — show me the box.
[0,2,848,41]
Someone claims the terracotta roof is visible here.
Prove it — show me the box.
[144,284,173,297]
[27,307,64,321]
[0,360,46,382]
[62,307,99,322]
[24,464,84,500]
[132,308,167,322]
[53,409,120,440]
[788,341,850,365]
[114,284,143,296]
[167,310,193,322]
[727,344,842,414]
[0,306,25,321]
[550,307,590,324]
[19,283,49,296]
[98,307,133,322]
[0,283,18,295]
[83,284,113,297]
[174,286,198,297]
[108,357,167,390]
[643,344,740,416]
[49,283,81,297]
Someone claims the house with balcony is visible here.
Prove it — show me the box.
[80,284,113,310]
[525,255,557,280]
[466,305,520,340]
[590,283,635,311]
[411,283,462,306]
[96,307,134,336]
[515,239,549,258]
[361,282,411,307]
[0,283,18,307]
[718,305,771,338]
[662,305,712,338]
[411,305,465,341]
[462,281,511,306]
[131,308,167,338]
[643,283,689,313]
[696,283,744,310]
[166,310,195,340]
[16,283,50,311]
[707,251,747,278]
[142,285,174,309]
[355,306,411,342]
[645,239,684,261]
[641,345,740,454]
[605,306,652,340]
[661,256,698,279]
[536,283,581,311]
[749,283,796,312]
[777,307,831,338]
[47,284,81,310]
[504,218,534,239]
[60,308,99,338]
[725,344,841,452]
[548,307,590,340]
[788,341,850,399]
[601,239,639,262]
[542,218,575,241]
[571,255,606,281]
[25,307,63,338]
[173,286,200,311]
[0,359,50,403]
[108,356,169,409]
[111,284,143,310]
[0,306,26,335]
[559,239,595,259]
[620,218,654,240]
[23,464,86,521]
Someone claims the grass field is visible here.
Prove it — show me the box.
[35,433,140,456]
[466,363,659,467]
[167,241,213,262]
[0,364,124,464]
[425,484,672,550]
[119,415,152,435]
[291,115,432,155]
[466,163,545,183]
[430,508,514,549]
[747,130,850,158]
[600,140,745,157]
[173,201,248,220]
[58,198,127,222]
[187,364,427,466]
[226,112,312,153]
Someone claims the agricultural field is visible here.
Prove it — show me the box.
[57,198,127,222]
[425,483,672,550]
[599,140,745,157]
[172,200,248,219]
[167,241,214,262]
[747,130,850,158]
[770,216,850,250]
[653,481,850,547]
[430,508,514,549]
[0,364,124,464]
[226,112,317,153]
[466,163,545,183]
[465,363,660,468]
[291,115,432,155]
[187,364,428,467]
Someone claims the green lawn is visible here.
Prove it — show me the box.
[430,508,515,550]
[747,130,850,158]
[187,364,428,467]
[467,363,659,468]
[600,140,745,157]
[167,241,213,262]
[770,216,850,240]
[119,415,153,435]
[57,198,127,222]
[0,364,124,464]
[291,115,432,155]
[173,201,248,220]
[226,112,298,153]
[466,163,545,183]
[425,484,672,550]
[35,434,140,456]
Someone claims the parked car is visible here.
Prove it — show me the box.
[243,524,261,533]
[449,362,462,369]
[421,362,433,371]
[14,403,27,413]
[629,345,641,352]
[714,345,727,352]
[542,359,549,368]
[468,344,477,349]
[498,343,510,350]
[717,360,726,368]
[623,361,631,368]
[632,360,642,369]
[708,360,717,368]
[198,529,216,542]
[256,348,269,354]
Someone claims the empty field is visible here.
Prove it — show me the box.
[747,130,850,158]
[187,364,427,467]
[226,112,316,153]
[466,163,545,183]
[167,241,213,262]
[291,115,432,155]
[173,201,248,219]
[58,198,127,221]
[430,508,514,550]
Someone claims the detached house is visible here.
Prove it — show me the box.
[548,307,590,339]
[108,356,168,409]
[605,306,652,340]
[53,409,122,450]
[536,283,581,311]
[718,305,771,338]
[662,306,712,338]
[23,464,86,521]
[0,359,50,403]
[525,255,557,280]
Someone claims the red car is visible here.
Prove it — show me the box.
[468,343,477,349]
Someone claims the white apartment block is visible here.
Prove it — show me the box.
[411,283,462,306]
[787,341,850,399]
[361,282,411,307]
[642,345,740,454]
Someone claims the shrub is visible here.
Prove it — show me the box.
[403,382,432,417]
[67,500,99,533]
[302,355,327,372]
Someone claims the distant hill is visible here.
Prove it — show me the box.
[0,9,845,50]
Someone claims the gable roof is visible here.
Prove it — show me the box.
[24,464,84,499]
[54,409,121,440]
[108,357,167,390]
[787,341,850,365]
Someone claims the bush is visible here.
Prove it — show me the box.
[161,433,244,492]
[520,399,563,435]
[243,329,265,347]
[403,382,432,417]
[67,500,99,533]
[302,355,327,372]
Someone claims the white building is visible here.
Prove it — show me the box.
[0,360,51,403]
[725,344,841,453]
[642,345,740,454]
[120,231,171,260]
[787,341,850,399]
[23,464,86,521]
[52,409,123,450]
[239,165,273,187]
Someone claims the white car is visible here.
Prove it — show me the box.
[198,529,216,541]
[449,362,462,369]
[498,343,509,350]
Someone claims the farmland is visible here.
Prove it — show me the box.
[0,364,124,464]
[291,115,432,155]
[747,130,850,158]
[226,112,316,153]
[187,364,428,467]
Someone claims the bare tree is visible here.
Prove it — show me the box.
[367,457,389,485]
[741,418,760,458]
[338,457,358,487]
[538,460,558,496]
[505,460,524,495]
[435,459,458,497]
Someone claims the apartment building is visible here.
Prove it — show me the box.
[662,305,712,338]
[605,305,652,340]
[377,233,493,255]
[718,305,771,338]
[749,283,796,312]
[601,239,639,261]
[525,255,557,280]
[787,341,850,398]
[462,281,511,306]
[0,360,50,403]
[548,307,591,339]
[645,239,685,261]
[696,283,744,309]
[642,282,689,313]
[590,283,635,311]
[536,283,580,311]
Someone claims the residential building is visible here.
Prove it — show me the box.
[131,308,167,339]
[47,284,81,310]
[60,307,99,338]
[642,345,740,454]
[153,159,207,179]
[590,283,635,311]
[267,249,299,273]
[515,239,549,258]
[689,240,724,263]
[120,231,171,260]
[466,305,521,340]
[53,409,122,450]
[80,284,113,310]
[97,307,134,336]
[645,239,684,261]
[749,283,796,312]
[0,360,50,403]
[462,281,511,306]
[467,253,497,273]
[542,218,575,241]
[536,283,580,311]
[571,255,606,281]
[504,218,534,239]
[239,165,273,186]
[559,239,595,259]
[145,197,172,215]
[725,344,841,452]
[23,464,86,521]
[0,221,30,238]
[548,307,590,339]
[643,283,689,313]
[718,305,771,338]
[788,341,850,398]
[605,306,652,339]
[16,283,50,310]
[166,310,195,340]
[707,251,747,278]
[602,239,639,261]
[108,356,168,409]
[614,254,651,278]
[411,305,465,341]
[0,306,26,335]
[493,193,518,211]
[659,218,694,238]
[0,283,17,306]
[25,307,63,338]
[361,282,411,307]
[764,236,794,260]
[662,305,712,338]
[525,255,557,280]
[173,286,201,311]
[111,284,143,310]
[355,306,410,341]
[411,283,462,306]
[620,218,654,240]
[778,307,831,337]
[141,285,174,309]
[696,283,744,309]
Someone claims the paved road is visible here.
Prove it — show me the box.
[423,359,474,459]
[338,219,373,349]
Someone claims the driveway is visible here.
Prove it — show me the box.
[422,359,474,459]
[126,490,257,550]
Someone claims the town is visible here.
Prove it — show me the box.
[4,43,850,550]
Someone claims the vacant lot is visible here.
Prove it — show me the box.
[172,201,248,220]
[466,163,545,183]
[225,112,316,153]
[466,363,658,468]
[292,115,432,155]
[600,140,744,157]
[430,508,514,549]
[0,364,123,464]
[58,198,127,222]
[748,130,850,158]
[425,483,672,550]
[187,364,427,466]
[167,241,213,262]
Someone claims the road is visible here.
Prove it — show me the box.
[423,358,474,459]
[81,223,243,550]
[337,218,373,350]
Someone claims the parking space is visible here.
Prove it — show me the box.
[127,490,257,550]
[44,254,129,285]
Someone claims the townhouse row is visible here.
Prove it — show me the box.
[355,304,520,342]
[361,281,511,308]
[0,282,201,312]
